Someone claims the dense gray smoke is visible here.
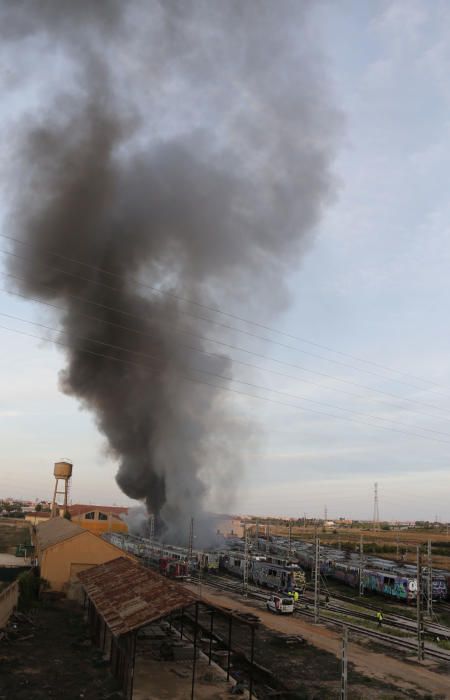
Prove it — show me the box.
[0,1,339,540]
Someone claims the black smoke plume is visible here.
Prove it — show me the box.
[0,1,339,540]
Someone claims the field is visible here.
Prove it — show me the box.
[261,524,450,570]
[0,519,31,553]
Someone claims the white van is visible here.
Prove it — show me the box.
[266,594,294,615]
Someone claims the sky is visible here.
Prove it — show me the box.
[1,1,450,522]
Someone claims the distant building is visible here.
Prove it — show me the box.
[68,504,129,535]
[34,517,134,591]
[25,512,52,526]
[213,516,245,538]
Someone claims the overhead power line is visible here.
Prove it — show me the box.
[1,313,450,445]
[2,271,450,420]
[0,288,450,420]
[0,238,447,396]
[0,231,444,392]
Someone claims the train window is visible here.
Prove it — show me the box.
[233,559,241,567]
[98,512,108,521]
[84,511,95,520]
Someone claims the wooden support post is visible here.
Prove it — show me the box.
[341,626,348,700]
[249,625,255,699]
[226,614,233,681]
[128,632,137,700]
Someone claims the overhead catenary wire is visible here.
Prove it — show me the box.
[0,230,444,392]
[1,314,450,445]
[2,269,450,420]
[2,282,450,425]
[1,242,448,398]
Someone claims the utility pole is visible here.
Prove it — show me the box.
[188,517,194,562]
[149,514,155,547]
[416,545,425,661]
[372,482,380,531]
[338,530,341,551]
[396,532,399,559]
[314,536,320,623]
[358,534,364,597]
[426,539,433,618]
[288,520,292,558]
[266,523,270,555]
[340,627,348,700]
[255,519,259,551]
[324,504,328,523]
[243,524,249,597]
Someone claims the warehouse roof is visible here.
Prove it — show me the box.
[36,517,85,550]
[78,557,197,637]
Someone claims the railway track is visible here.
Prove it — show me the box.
[301,590,450,639]
[190,572,450,663]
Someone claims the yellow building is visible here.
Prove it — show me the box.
[68,504,129,536]
[34,517,134,591]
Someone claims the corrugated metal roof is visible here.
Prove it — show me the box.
[78,557,197,637]
[36,517,85,550]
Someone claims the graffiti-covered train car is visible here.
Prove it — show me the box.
[362,570,415,602]
[219,553,305,592]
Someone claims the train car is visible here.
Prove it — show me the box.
[332,562,360,588]
[431,576,447,601]
[434,570,450,601]
[261,536,450,604]
[199,551,220,572]
[220,553,245,578]
[220,553,305,592]
[251,560,305,591]
[362,570,415,603]
[159,558,188,579]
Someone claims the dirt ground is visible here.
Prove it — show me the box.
[186,584,450,699]
[134,654,249,699]
[0,600,121,700]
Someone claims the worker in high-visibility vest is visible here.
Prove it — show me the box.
[293,590,299,603]
[376,611,383,628]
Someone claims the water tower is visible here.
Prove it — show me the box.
[51,460,73,517]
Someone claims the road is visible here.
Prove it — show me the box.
[186,584,450,698]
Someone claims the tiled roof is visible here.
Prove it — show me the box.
[78,557,197,637]
[36,517,84,550]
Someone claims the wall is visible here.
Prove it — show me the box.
[0,580,19,628]
[72,511,128,536]
[40,531,134,591]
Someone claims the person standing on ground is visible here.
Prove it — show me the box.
[376,611,383,628]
